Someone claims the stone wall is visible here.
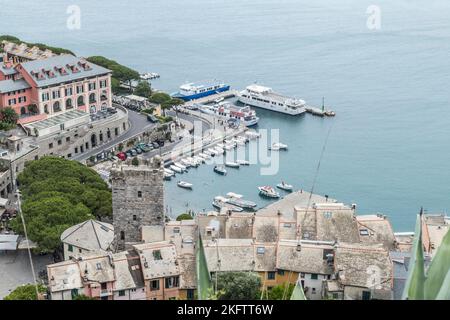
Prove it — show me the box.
[110,157,164,252]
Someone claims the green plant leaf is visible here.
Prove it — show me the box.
[424,226,450,299]
[402,213,426,300]
[290,279,307,300]
[435,270,450,300]
[196,234,212,300]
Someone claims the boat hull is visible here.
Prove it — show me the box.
[172,86,230,101]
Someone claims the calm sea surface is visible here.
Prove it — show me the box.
[2,0,450,231]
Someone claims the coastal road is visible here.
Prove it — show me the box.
[72,108,155,161]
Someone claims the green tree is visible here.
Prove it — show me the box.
[265,282,295,300]
[72,294,95,300]
[0,107,19,124]
[216,272,261,300]
[134,80,152,98]
[12,157,112,253]
[176,213,193,221]
[3,284,47,300]
[149,92,171,105]
[131,157,139,166]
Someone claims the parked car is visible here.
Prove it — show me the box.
[126,151,133,158]
[147,114,158,123]
[131,149,138,156]
[136,148,143,154]
[117,152,127,161]
[137,143,150,152]
[152,142,159,148]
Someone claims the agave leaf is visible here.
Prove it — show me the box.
[290,279,307,300]
[435,270,450,300]
[424,226,450,299]
[402,213,426,300]
[196,234,212,300]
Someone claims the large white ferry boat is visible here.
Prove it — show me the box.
[199,102,259,127]
[238,84,306,115]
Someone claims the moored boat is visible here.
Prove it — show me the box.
[276,182,293,192]
[269,142,288,151]
[170,165,183,173]
[258,186,280,198]
[236,160,250,166]
[174,162,187,171]
[212,196,243,212]
[171,80,230,101]
[225,192,257,209]
[225,161,240,168]
[214,165,227,175]
[177,181,193,189]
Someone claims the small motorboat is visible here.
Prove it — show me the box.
[224,144,235,150]
[177,181,193,189]
[236,160,250,166]
[277,182,293,192]
[174,162,187,171]
[214,165,227,175]
[170,165,183,173]
[208,148,218,156]
[181,158,192,167]
[269,142,288,151]
[214,147,224,155]
[225,161,240,168]
[164,168,175,176]
[193,156,205,164]
[258,186,280,198]
[199,152,211,160]
[186,157,200,167]
[164,172,172,180]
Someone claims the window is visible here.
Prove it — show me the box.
[52,90,61,99]
[133,215,137,221]
[165,276,179,289]
[66,137,70,142]
[300,273,305,278]
[89,82,96,91]
[65,87,73,96]
[118,290,125,297]
[150,280,160,291]
[76,85,84,94]
[277,270,285,276]
[137,191,142,198]
[267,272,276,280]
[42,92,50,101]
[173,227,180,234]
[58,140,62,145]
[187,289,195,300]
[79,249,82,253]
[49,143,53,149]
[310,274,318,280]
[68,244,73,252]
[323,211,332,219]
[75,147,78,154]
[96,263,102,270]
[256,247,265,254]
[120,231,125,240]
[153,250,162,260]
[312,288,316,294]
[360,229,369,236]
[100,80,107,88]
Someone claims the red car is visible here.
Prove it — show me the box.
[117,152,127,161]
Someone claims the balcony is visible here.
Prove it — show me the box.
[99,288,113,297]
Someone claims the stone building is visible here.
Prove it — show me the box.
[110,157,164,251]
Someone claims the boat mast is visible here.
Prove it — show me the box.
[322,97,325,112]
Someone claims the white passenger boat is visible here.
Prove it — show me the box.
[225,161,240,168]
[258,186,280,198]
[276,182,293,192]
[238,84,307,116]
[170,165,183,173]
[236,160,250,166]
[177,181,193,189]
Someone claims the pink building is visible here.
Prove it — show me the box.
[0,54,112,124]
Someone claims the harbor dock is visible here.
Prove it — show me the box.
[184,90,239,106]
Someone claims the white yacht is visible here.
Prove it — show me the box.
[199,102,259,127]
[238,84,306,115]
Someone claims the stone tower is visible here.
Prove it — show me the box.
[110,156,164,252]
